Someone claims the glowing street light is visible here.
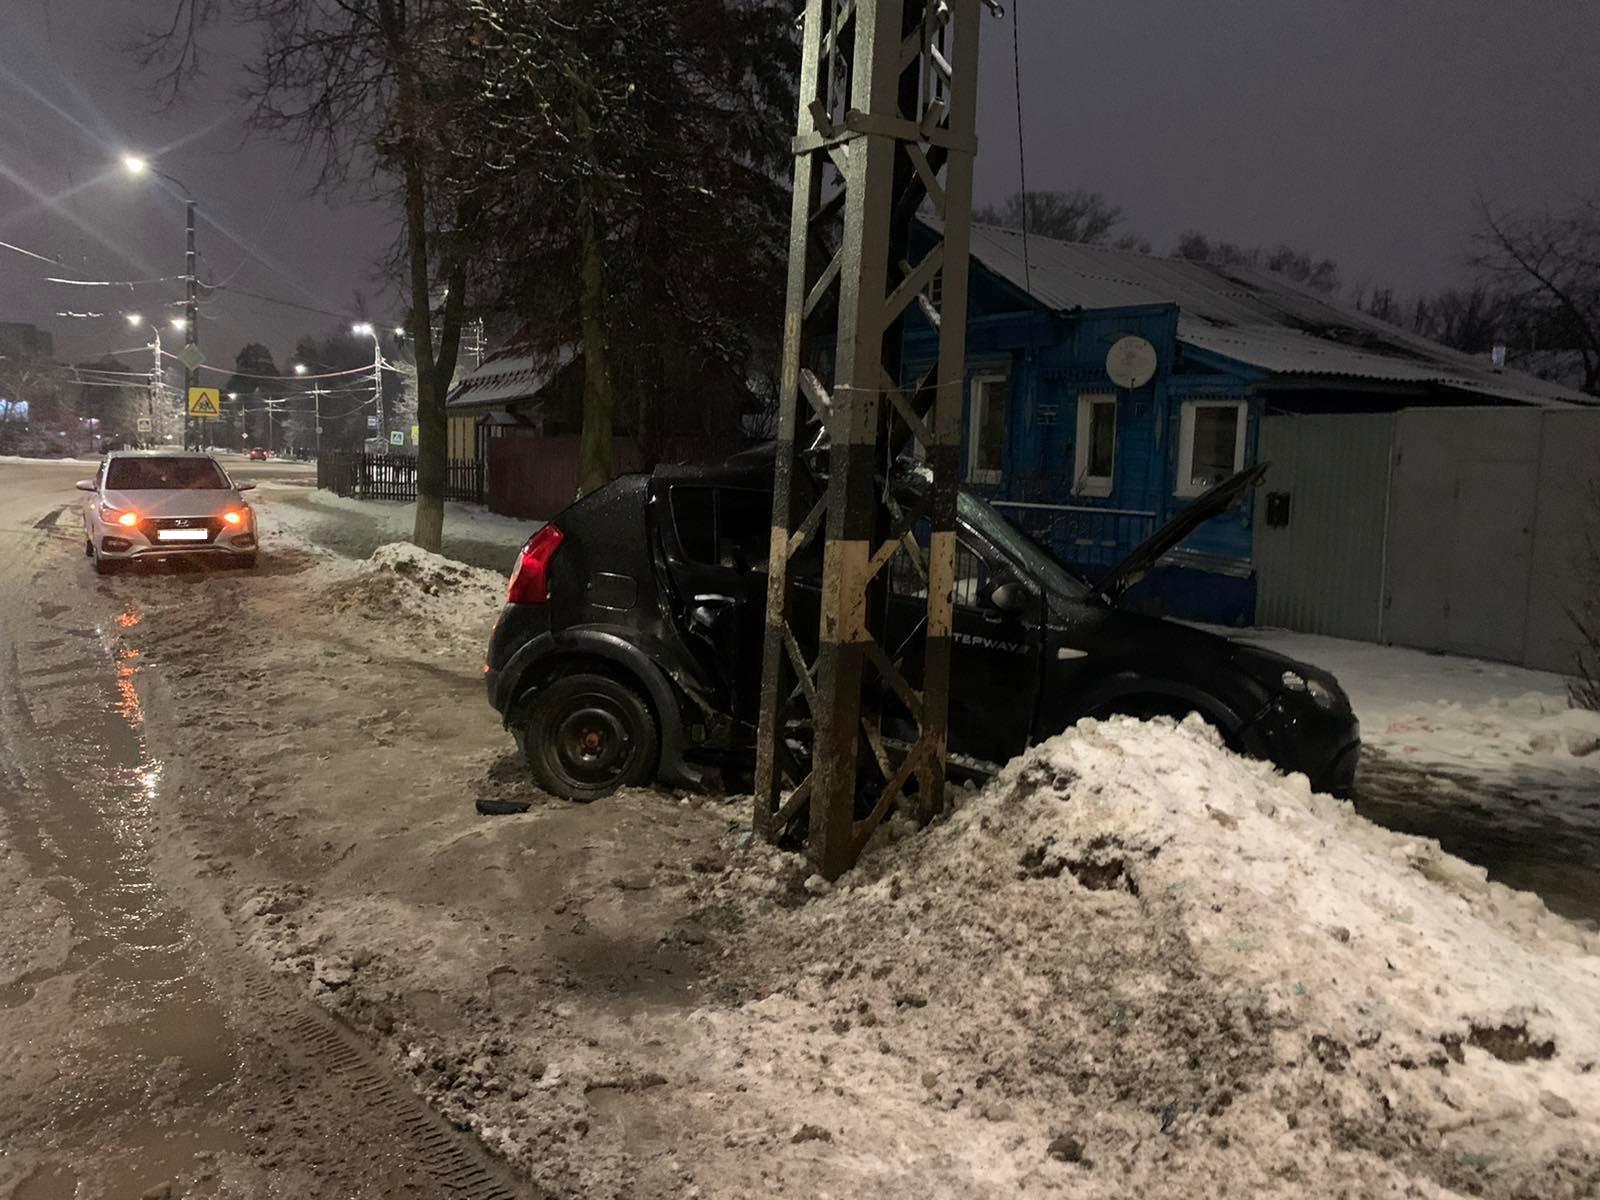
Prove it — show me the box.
[393,326,406,339]
[293,363,308,376]
[169,317,188,331]
[125,313,144,327]
[351,322,375,337]
[121,154,149,176]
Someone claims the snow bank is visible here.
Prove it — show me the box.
[692,716,1599,1198]
[317,541,506,658]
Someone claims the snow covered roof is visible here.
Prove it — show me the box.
[960,222,1595,408]
[445,344,578,412]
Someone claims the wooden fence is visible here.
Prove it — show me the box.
[317,452,484,504]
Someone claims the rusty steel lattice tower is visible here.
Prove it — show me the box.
[754,0,983,877]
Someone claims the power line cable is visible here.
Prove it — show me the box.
[0,237,61,266]
[1009,0,1032,294]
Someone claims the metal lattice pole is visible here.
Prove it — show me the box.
[754,0,982,878]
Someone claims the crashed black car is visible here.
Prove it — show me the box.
[484,452,1360,804]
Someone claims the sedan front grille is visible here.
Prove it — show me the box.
[138,516,223,543]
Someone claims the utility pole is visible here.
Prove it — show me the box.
[753,0,983,877]
[184,199,199,451]
[148,325,162,447]
[313,383,322,459]
[374,337,384,449]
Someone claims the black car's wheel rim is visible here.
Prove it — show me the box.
[548,699,635,786]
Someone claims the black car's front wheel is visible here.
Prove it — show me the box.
[513,673,659,803]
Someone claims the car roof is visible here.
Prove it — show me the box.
[652,444,778,491]
[105,450,220,459]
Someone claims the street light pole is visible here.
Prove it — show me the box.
[123,156,200,450]
[185,198,198,450]
[352,324,383,450]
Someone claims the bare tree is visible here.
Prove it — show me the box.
[1472,199,1600,396]
[1175,231,1341,293]
[976,189,1127,246]
[1572,478,1600,711]
[458,0,792,491]
[145,0,475,551]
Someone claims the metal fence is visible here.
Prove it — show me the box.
[991,499,1158,575]
[317,452,484,504]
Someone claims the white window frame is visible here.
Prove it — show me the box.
[967,373,1007,485]
[1072,393,1117,497]
[1176,399,1249,498]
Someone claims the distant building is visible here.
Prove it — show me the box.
[0,322,55,361]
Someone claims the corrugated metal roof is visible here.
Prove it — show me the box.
[960,222,1594,408]
[445,344,577,411]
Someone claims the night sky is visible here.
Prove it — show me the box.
[2,0,1596,370]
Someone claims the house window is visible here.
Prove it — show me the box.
[967,374,1006,485]
[1177,400,1248,497]
[1073,393,1117,497]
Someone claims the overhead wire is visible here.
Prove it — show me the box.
[1,236,62,265]
[1010,0,1033,293]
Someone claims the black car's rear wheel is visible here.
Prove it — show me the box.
[513,673,658,803]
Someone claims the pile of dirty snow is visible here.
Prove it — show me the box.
[318,542,506,658]
[681,716,1599,1199]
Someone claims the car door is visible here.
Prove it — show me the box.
[884,523,1044,770]
[657,483,769,717]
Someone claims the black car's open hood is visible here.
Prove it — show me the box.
[1092,463,1269,606]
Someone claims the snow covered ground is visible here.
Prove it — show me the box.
[251,481,537,574]
[97,506,1600,1198]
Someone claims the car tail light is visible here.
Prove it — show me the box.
[222,510,243,526]
[507,525,563,604]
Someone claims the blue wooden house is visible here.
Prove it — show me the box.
[902,222,1584,625]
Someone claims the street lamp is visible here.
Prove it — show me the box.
[124,312,165,447]
[124,153,200,449]
[352,323,384,449]
[293,363,308,376]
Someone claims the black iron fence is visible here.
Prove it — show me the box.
[317,452,484,504]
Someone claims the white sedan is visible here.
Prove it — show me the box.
[78,451,259,574]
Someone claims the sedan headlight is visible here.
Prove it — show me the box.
[1306,678,1338,709]
[1281,669,1340,710]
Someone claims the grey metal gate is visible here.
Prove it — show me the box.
[1255,413,1394,642]
[1256,407,1597,673]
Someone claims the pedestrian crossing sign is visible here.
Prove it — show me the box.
[187,387,222,417]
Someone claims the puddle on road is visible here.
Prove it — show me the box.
[2,596,246,1193]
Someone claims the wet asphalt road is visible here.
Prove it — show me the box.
[0,459,525,1200]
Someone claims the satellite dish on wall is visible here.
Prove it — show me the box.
[1106,336,1158,389]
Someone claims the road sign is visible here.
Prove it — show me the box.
[176,342,205,373]
[388,431,404,446]
[410,424,419,444]
[366,415,378,430]
[187,387,222,417]
[135,416,153,433]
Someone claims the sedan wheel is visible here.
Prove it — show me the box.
[514,673,658,803]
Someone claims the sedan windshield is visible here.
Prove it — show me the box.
[957,490,1089,600]
[105,457,230,491]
